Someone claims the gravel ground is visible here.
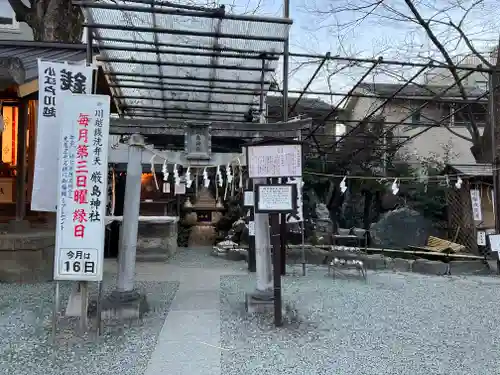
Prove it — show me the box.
[221,266,500,375]
[0,280,179,375]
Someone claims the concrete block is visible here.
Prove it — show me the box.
[411,259,450,275]
[364,254,386,270]
[449,260,492,275]
[98,290,149,320]
[0,230,55,282]
[386,257,411,272]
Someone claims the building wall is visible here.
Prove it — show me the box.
[423,51,496,89]
[347,93,480,165]
[0,0,33,41]
[0,22,32,41]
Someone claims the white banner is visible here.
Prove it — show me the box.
[54,94,111,281]
[32,60,95,212]
[470,189,482,222]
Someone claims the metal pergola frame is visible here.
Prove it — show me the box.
[76,0,292,123]
[71,0,495,168]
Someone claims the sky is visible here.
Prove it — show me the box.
[209,0,499,103]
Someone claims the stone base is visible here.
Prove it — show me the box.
[8,219,31,233]
[245,291,286,315]
[188,224,216,247]
[135,221,178,262]
[97,290,150,320]
[210,247,247,261]
[0,229,55,282]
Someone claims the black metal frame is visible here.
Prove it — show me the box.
[108,72,270,85]
[122,106,255,115]
[116,95,256,106]
[74,0,495,171]
[78,0,291,121]
[97,57,274,72]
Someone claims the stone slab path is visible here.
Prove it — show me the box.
[136,248,246,375]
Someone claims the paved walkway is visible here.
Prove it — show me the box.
[134,248,247,375]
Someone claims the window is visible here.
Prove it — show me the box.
[476,81,488,91]
[0,1,18,29]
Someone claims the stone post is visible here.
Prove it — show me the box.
[117,134,143,293]
[101,134,149,319]
[254,177,273,294]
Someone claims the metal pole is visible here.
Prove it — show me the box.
[270,212,283,326]
[282,0,290,123]
[248,181,256,272]
[96,281,103,336]
[277,0,291,278]
[489,72,500,273]
[296,130,306,276]
[280,180,287,276]
[80,281,88,333]
[52,281,60,343]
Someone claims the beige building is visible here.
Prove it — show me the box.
[0,1,33,41]
[343,82,487,167]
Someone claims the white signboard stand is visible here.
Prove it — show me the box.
[32,60,95,212]
[53,94,110,335]
[247,144,302,178]
[489,234,500,253]
[174,183,186,195]
[54,94,111,282]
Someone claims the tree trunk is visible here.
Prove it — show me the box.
[9,0,84,43]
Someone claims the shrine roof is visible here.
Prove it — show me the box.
[0,41,90,82]
[77,0,292,123]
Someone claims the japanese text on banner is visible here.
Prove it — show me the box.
[33,61,94,213]
[54,94,110,282]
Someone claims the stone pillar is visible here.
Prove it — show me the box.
[101,134,149,319]
[253,177,273,293]
[117,134,143,292]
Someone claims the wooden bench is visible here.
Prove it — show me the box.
[407,236,466,253]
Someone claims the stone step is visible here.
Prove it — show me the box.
[135,253,169,262]
[136,247,167,255]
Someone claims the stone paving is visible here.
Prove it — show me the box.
[132,247,246,375]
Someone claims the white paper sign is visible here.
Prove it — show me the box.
[470,189,482,221]
[53,94,111,281]
[489,234,500,252]
[32,60,95,212]
[287,177,303,223]
[248,221,255,236]
[257,185,293,211]
[244,191,254,206]
[477,231,486,246]
[247,144,302,178]
[175,183,186,195]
